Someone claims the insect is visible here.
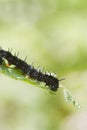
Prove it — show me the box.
[0,49,64,91]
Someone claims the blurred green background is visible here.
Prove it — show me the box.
[0,0,87,130]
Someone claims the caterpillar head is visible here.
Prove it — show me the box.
[43,74,59,91]
[49,77,59,91]
[44,73,64,91]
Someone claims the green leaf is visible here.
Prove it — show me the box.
[63,88,80,108]
[0,64,80,108]
[0,64,48,91]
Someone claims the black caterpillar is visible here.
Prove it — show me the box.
[0,49,63,91]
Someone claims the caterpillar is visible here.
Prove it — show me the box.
[0,49,63,91]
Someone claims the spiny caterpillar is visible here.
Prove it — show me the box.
[0,48,64,91]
